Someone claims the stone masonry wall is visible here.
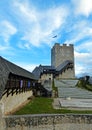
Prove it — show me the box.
[51,43,75,79]
[40,73,53,83]
[4,114,92,130]
[56,68,75,79]
[51,44,74,68]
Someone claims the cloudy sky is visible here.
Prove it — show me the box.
[0,0,92,77]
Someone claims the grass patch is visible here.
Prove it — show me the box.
[14,97,53,115]
[13,97,92,115]
[77,79,92,91]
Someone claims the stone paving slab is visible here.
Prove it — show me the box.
[53,98,92,110]
[59,98,92,109]
[53,80,92,110]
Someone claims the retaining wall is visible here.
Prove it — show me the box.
[4,114,92,130]
[1,90,33,115]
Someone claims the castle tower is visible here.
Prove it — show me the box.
[51,43,75,79]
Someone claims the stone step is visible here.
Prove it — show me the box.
[55,79,92,99]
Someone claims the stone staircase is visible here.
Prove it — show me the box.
[55,79,92,99]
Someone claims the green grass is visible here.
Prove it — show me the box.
[14,97,92,115]
[77,79,92,91]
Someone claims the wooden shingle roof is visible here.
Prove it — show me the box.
[32,61,74,79]
[32,65,55,79]
[0,56,36,99]
[56,60,73,71]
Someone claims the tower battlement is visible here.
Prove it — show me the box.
[51,43,75,78]
[51,43,74,67]
[54,43,73,47]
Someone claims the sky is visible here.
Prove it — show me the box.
[0,0,92,77]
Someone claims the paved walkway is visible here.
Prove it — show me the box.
[53,98,92,110]
[53,80,92,110]
[55,80,92,99]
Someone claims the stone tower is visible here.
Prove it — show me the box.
[51,43,75,78]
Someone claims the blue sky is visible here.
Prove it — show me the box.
[0,0,92,77]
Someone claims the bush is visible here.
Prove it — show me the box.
[77,79,92,91]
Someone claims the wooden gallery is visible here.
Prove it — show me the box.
[0,56,38,114]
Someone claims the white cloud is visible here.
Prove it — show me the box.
[13,0,37,23]
[64,19,92,77]
[75,42,92,71]
[65,20,92,44]
[75,63,85,76]
[75,62,92,77]
[18,42,31,50]
[0,20,17,42]
[74,47,92,76]
[15,62,38,72]
[0,45,9,51]
[75,41,92,53]
[12,0,68,47]
[75,51,90,59]
[74,51,90,63]
[72,0,92,16]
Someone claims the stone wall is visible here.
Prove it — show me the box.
[1,90,33,115]
[4,114,92,130]
[40,73,53,85]
[51,43,75,79]
[51,43,74,68]
[56,68,75,79]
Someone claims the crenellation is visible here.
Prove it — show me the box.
[51,43,75,78]
[69,44,74,46]
[63,43,67,46]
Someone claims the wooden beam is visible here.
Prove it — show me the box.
[2,89,7,96]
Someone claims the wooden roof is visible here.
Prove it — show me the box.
[56,60,73,71]
[32,61,73,79]
[0,56,36,99]
[32,65,55,79]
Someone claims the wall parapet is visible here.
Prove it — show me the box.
[4,114,92,129]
